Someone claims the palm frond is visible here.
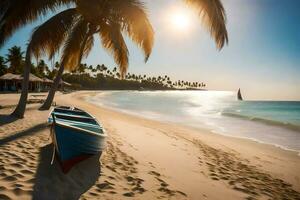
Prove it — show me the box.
[83,34,94,58]
[61,19,89,71]
[0,0,74,47]
[29,8,79,61]
[76,0,107,24]
[108,0,154,62]
[99,22,129,78]
[0,0,10,22]
[184,0,228,49]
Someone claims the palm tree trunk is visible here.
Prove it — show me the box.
[39,29,92,110]
[39,64,64,110]
[10,45,31,118]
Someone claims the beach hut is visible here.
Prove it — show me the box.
[0,73,46,92]
[0,73,22,91]
[42,77,53,91]
[27,73,44,92]
[0,73,73,92]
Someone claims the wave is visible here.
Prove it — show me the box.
[222,112,300,132]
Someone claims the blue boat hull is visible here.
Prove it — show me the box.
[52,122,106,173]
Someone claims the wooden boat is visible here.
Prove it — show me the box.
[48,106,106,173]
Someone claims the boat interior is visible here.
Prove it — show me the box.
[53,107,90,117]
[51,106,103,134]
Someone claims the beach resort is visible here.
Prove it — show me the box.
[1,0,300,199]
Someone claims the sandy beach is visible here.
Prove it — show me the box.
[0,91,299,200]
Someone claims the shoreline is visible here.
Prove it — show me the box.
[85,91,300,156]
[0,91,299,199]
[77,91,300,189]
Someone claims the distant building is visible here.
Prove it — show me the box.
[0,73,22,91]
[0,73,71,92]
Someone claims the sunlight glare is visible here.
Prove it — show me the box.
[171,12,190,30]
[165,4,196,35]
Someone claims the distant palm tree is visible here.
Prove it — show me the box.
[0,56,7,76]
[78,63,86,74]
[36,59,48,77]
[54,61,60,69]
[96,64,101,72]
[5,46,24,74]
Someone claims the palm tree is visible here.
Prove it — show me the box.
[0,56,7,76]
[78,63,86,74]
[185,0,228,49]
[0,0,73,47]
[5,46,24,74]
[36,59,48,77]
[34,0,154,110]
[2,0,228,117]
[1,0,74,118]
[96,64,101,72]
[1,0,153,116]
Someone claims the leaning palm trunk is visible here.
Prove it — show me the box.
[10,45,32,118]
[39,63,64,110]
[39,30,91,110]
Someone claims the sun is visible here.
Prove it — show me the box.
[166,5,194,34]
[171,13,190,30]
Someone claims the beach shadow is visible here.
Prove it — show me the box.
[33,144,101,200]
[0,122,48,145]
[0,114,19,126]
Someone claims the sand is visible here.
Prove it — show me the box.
[0,91,299,200]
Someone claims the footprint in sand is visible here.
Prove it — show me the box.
[194,140,300,199]
[0,194,11,200]
[148,170,187,198]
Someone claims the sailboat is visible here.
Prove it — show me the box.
[237,88,243,101]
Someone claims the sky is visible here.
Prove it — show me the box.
[0,0,300,100]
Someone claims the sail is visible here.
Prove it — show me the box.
[237,88,243,101]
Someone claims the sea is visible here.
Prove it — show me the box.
[86,91,300,154]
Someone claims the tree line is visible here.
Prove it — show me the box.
[0,46,58,79]
[1,46,207,90]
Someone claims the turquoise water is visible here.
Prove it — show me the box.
[223,101,300,129]
[87,91,300,153]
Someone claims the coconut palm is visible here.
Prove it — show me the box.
[0,0,73,47]
[78,63,86,74]
[5,46,24,74]
[184,0,228,49]
[33,0,154,110]
[1,0,153,117]
[36,59,48,77]
[1,0,228,117]
[1,0,74,118]
[0,56,7,76]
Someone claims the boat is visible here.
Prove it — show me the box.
[48,106,106,173]
[237,88,243,101]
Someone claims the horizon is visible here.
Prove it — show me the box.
[0,0,299,101]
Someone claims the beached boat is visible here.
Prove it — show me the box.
[48,106,106,173]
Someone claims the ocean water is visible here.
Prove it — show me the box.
[87,91,300,153]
